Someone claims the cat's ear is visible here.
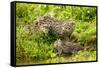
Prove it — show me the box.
[71,21,75,25]
[36,16,44,22]
[69,21,75,25]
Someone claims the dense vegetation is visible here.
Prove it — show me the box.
[16,3,97,65]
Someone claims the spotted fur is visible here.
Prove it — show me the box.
[35,16,75,40]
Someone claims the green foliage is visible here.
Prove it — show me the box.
[16,3,97,65]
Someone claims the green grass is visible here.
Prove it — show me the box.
[16,3,97,65]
